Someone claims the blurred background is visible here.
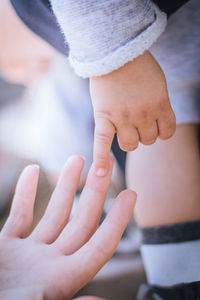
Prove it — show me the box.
[0,51,146,299]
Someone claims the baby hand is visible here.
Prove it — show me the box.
[90,51,176,176]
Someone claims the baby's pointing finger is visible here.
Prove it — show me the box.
[93,117,115,177]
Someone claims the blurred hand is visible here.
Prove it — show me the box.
[0,0,55,84]
[90,51,176,176]
[0,156,136,300]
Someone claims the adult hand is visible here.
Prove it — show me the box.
[0,156,136,299]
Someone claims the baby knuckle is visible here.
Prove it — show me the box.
[158,98,169,110]
[95,110,112,119]
[160,133,172,140]
[141,138,157,145]
[137,109,153,125]
[121,110,130,120]
[166,117,176,132]
[163,129,175,140]
[120,142,138,152]
[95,131,111,145]
[168,119,176,132]
[160,124,176,140]
[139,109,149,120]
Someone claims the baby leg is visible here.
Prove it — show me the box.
[126,124,200,298]
[126,124,200,227]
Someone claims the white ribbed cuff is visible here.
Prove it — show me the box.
[141,240,200,286]
[69,4,167,78]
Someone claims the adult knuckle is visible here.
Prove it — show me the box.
[75,217,97,237]
[11,209,27,224]
[89,240,108,258]
[55,186,75,198]
[86,183,105,195]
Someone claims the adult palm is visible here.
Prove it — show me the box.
[0,156,136,299]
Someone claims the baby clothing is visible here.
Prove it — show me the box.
[11,0,189,76]
[12,0,199,125]
[10,0,67,55]
[50,0,166,77]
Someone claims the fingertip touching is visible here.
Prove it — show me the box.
[93,155,114,179]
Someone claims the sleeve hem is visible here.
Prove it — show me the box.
[69,4,167,78]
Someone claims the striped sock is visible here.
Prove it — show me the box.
[140,220,200,287]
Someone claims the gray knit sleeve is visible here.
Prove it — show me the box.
[50,0,167,78]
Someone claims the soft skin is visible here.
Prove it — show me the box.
[0,0,55,84]
[90,51,176,176]
[0,156,136,300]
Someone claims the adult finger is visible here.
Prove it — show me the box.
[117,126,139,151]
[93,117,115,177]
[137,121,158,145]
[70,190,136,286]
[31,156,84,243]
[158,106,176,140]
[54,156,114,254]
[1,165,39,238]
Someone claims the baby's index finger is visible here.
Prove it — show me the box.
[93,117,115,177]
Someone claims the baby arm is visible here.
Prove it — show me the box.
[50,0,175,175]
